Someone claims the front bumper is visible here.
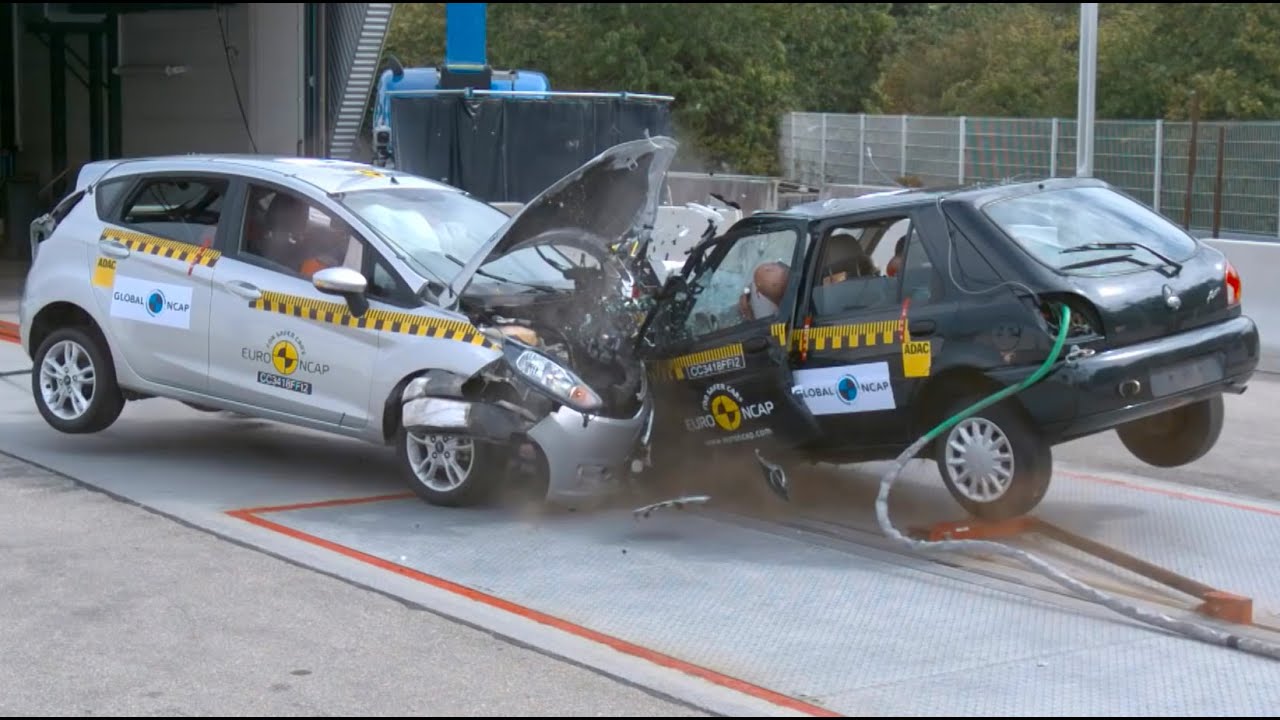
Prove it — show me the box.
[401,381,655,505]
[999,314,1259,443]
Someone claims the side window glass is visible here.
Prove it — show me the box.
[94,179,130,220]
[899,225,939,305]
[119,177,228,246]
[371,256,403,300]
[240,184,364,280]
[680,227,799,339]
[810,217,905,318]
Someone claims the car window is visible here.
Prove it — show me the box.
[239,184,364,280]
[982,185,1200,274]
[677,226,800,340]
[810,216,903,317]
[118,177,228,246]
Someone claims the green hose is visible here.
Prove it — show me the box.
[921,303,1072,446]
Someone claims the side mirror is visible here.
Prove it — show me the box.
[312,267,369,317]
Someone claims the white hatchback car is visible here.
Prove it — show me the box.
[19,138,677,507]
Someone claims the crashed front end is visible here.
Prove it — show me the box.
[399,137,676,503]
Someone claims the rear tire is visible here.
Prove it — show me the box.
[932,394,1053,521]
[396,425,507,507]
[31,326,125,434]
[1116,394,1224,468]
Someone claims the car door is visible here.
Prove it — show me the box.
[205,179,379,429]
[643,217,821,457]
[790,207,958,450]
[89,173,228,392]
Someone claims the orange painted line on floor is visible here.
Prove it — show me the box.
[230,491,417,516]
[1061,469,1280,519]
[0,321,19,344]
[225,504,841,717]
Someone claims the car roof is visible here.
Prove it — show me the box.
[73,154,458,196]
[763,176,1114,222]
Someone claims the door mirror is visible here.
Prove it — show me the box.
[312,267,369,316]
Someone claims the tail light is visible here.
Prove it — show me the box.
[1225,261,1242,306]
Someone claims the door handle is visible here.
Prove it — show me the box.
[744,335,771,354]
[224,280,262,301]
[908,320,936,338]
[97,238,130,258]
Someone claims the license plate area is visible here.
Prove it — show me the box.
[1149,354,1225,398]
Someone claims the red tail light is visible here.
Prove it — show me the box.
[1225,261,1242,306]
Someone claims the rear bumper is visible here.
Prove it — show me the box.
[999,314,1259,442]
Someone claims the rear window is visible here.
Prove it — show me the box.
[982,186,1200,274]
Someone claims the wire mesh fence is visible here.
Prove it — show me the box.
[780,112,1280,240]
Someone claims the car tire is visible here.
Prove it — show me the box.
[1116,394,1224,468]
[932,395,1053,521]
[31,326,125,434]
[396,426,505,507]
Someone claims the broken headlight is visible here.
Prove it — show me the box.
[504,343,603,413]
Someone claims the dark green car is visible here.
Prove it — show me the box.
[639,177,1259,520]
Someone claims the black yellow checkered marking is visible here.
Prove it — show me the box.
[101,228,221,267]
[249,291,501,350]
[652,319,903,383]
[792,320,898,352]
[657,342,746,381]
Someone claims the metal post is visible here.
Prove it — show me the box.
[958,116,966,184]
[50,30,67,199]
[820,113,827,184]
[107,13,121,157]
[858,113,865,185]
[899,114,907,179]
[790,113,797,180]
[1076,2,1098,177]
[88,29,104,161]
[1153,119,1163,212]
[1050,118,1059,176]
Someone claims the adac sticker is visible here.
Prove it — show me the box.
[900,299,932,378]
[92,256,117,288]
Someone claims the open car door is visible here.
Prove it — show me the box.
[639,216,822,466]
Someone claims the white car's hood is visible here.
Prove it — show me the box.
[444,135,678,305]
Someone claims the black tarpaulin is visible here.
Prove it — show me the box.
[389,94,674,203]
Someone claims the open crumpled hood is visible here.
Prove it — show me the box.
[444,135,679,305]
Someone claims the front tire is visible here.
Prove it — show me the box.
[1116,394,1224,468]
[933,395,1053,521]
[31,326,125,434]
[396,426,506,507]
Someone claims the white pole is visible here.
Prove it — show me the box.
[1076,2,1098,177]
[1153,119,1163,211]
[958,116,966,184]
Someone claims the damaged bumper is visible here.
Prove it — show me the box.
[400,371,655,504]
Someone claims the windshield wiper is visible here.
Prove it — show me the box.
[1060,241,1182,274]
[1059,254,1152,272]
[442,253,558,293]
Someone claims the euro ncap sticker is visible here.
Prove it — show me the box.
[240,329,331,379]
[109,275,193,329]
[683,382,775,432]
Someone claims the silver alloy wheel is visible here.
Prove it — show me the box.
[405,431,476,493]
[39,339,96,421]
[943,417,1015,503]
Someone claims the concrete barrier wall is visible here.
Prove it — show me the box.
[1203,239,1278,373]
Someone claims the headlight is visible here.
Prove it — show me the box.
[506,345,603,412]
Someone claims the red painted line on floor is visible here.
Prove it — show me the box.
[229,491,416,515]
[1061,469,1280,519]
[0,320,19,344]
[226,502,841,717]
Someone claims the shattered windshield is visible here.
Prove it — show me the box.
[982,186,1200,274]
[337,187,585,295]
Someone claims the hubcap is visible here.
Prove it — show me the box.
[405,432,476,493]
[943,417,1015,503]
[39,339,96,421]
